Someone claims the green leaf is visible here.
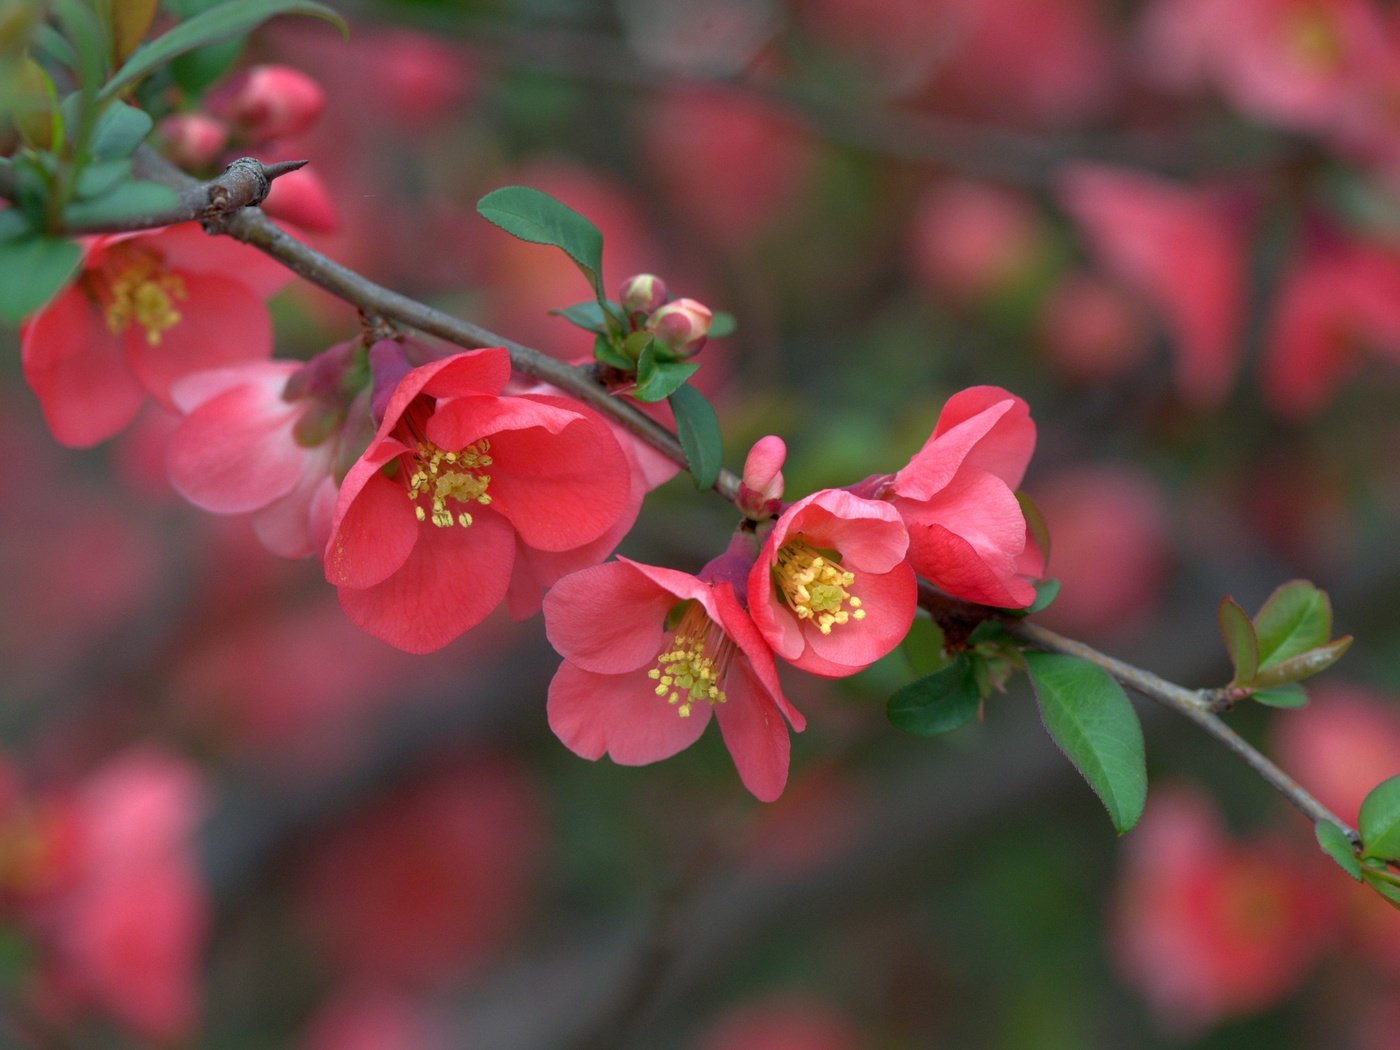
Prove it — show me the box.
[1251,683,1309,708]
[709,310,737,339]
[101,0,347,102]
[1218,596,1259,686]
[668,383,723,490]
[1254,580,1332,669]
[63,179,177,225]
[0,209,31,241]
[1026,578,1060,615]
[1249,636,1352,689]
[88,101,153,159]
[592,334,633,371]
[550,300,610,335]
[55,0,108,93]
[632,346,699,403]
[33,24,81,71]
[1024,651,1148,835]
[1362,865,1400,909]
[75,157,134,199]
[1017,490,1051,569]
[476,185,605,299]
[1315,820,1362,880]
[887,654,981,736]
[901,615,948,677]
[1360,774,1400,861]
[0,235,83,323]
[169,35,245,97]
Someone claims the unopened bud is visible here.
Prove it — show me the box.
[158,113,228,170]
[216,65,325,142]
[620,273,668,315]
[737,435,785,520]
[646,297,711,357]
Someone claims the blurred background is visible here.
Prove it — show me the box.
[5,0,1400,1046]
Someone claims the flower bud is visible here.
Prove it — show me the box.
[158,113,229,170]
[216,65,325,142]
[620,273,668,315]
[737,435,785,520]
[646,297,711,357]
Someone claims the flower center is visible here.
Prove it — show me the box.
[773,537,864,635]
[646,601,733,718]
[98,249,187,345]
[406,438,493,527]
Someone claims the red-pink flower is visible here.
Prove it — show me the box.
[870,386,1039,608]
[544,558,805,802]
[1059,165,1247,407]
[21,223,287,447]
[167,357,349,558]
[748,489,915,677]
[324,348,631,653]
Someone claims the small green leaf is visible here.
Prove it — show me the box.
[1315,820,1362,880]
[1359,774,1400,861]
[550,300,610,335]
[55,0,109,93]
[668,383,723,490]
[632,346,699,403]
[1249,636,1352,689]
[1254,580,1332,669]
[1024,651,1148,834]
[63,179,177,225]
[1017,490,1051,569]
[709,311,737,339]
[33,24,81,71]
[75,157,134,199]
[1251,683,1309,708]
[0,209,31,241]
[88,101,153,159]
[1025,578,1060,615]
[900,615,948,677]
[1362,865,1400,909]
[887,654,981,736]
[476,185,605,299]
[0,235,83,322]
[1218,596,1259,686]
[592,334,633,371]
[101,0,347,102]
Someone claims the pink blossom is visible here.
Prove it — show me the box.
[1059,165,1247,407]
[1111,786,1336,1034]
[210,64,326,142]
[1036,271,1151,383]
[167,354,353,559]
[324,348,631,652]
[544,558,805,802]
[908,180,1045,303]
[870,386,1039,608]
[21,223,287,447]
[748,489,915,677]
[737,434,786,520]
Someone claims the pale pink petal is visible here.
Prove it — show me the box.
[547,661,710,764]
[544,561,675,673]
[167,384,303,513]
[779,490,909,573]
[929,386,1036,488]
[124,273,272,409]
[337,510,515,653]
[714,663,791,802]
[893,397,1019,500]
[21,286,147,447]
[252,467,337,558]
[169,360,298,414]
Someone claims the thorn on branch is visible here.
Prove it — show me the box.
[202,157,308,229]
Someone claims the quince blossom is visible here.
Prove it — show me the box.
[21,223,287,447]
[544,558,805,801]
[748,489,916,677]
[324,348,630,653]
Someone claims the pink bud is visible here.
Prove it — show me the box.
[620,273,669,314]
[158,113,228,170]
[737,435,785,520]
[260,166,339,233]
[646,297,712,356]
[218,65,325,142]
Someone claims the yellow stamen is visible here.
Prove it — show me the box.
[99,250,187,345]
[405,438,493,527]
[646,601,732,718]
[773,537,865,635]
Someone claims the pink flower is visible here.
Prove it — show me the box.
[167,351,359,559]
[1111,786,1336,1034]
[21,223,287,447]
[544,558,805,802]
[210,64,326,142]
[737,434,786,521]
[324,348,631,653]
[1059,165,1247,407]
[748,489,915,677]
[871,386,1039,608]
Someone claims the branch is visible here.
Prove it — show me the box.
[1006,618,1360,843]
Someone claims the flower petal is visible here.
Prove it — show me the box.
[801,562,917,675]
[325,452,417,589]
[547,661,710,765]
[543,561,675,674]
[714,662,791,802]
[167,383,304,513]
